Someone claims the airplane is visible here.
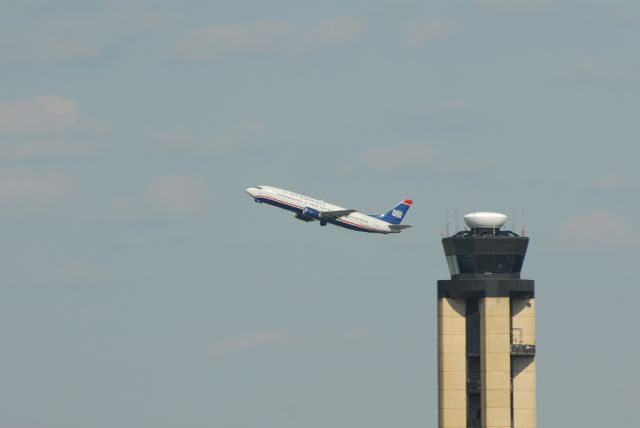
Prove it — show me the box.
[245,185,413,234]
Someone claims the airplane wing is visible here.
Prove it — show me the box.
[321,209,357,220]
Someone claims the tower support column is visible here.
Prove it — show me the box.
[511,298,537,428]
[480,297,512,428]
[438,298,467,428]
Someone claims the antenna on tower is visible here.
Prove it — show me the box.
[521,210,527,236]
[454,209,459,233]
[445,211,450,237]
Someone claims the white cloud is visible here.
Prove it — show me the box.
[361,144,438,173]
[174,16,365,58]
[0,168,73,214]
[141,129,197,149]
[476,0,551,8]
[141,174,212,216]
[0,95,80,133]
[57,262,107,282]
[402,18,464,49]
[0,9,173,64]
[562,57,633,82]
[0,139,98,160]
[0,95,107,159]
[0,16,102,63]
[210,330,287,358]
[352,142,493,176]
[175,20,293,58]
[561,211,635,246]
[306,15,366,49]
[141,121,267,151]
[212,121,267,149]
[592,172,635,191]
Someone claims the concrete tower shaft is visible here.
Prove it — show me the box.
[438,216,536,428]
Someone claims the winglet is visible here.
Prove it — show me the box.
[403,199,413,205]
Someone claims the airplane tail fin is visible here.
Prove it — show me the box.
[377,199,413,224]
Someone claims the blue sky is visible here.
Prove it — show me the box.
[1,1,639,427]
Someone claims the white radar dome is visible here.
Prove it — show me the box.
[463,212,508,229]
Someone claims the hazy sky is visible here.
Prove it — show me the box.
[1,1,639,427]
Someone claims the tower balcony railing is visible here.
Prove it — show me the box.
[511,328,536,355]
[511,343,536,356]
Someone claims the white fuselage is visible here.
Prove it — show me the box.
[246,185,398,234]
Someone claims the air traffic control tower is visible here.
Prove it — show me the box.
[437,212,536,428]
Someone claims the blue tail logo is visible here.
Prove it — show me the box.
[377,199,413,224]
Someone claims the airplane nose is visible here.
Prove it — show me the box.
[246,187,257,197]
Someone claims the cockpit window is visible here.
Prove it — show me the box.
[255,185,263,189]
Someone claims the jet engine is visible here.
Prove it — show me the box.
[302,207,321,219]
[299,208,328,225]
[294,213,314,222]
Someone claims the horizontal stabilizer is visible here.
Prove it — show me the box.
[389,224,413,232]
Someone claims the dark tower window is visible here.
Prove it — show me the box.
[450,254,526,274]
[443,232,529,278]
